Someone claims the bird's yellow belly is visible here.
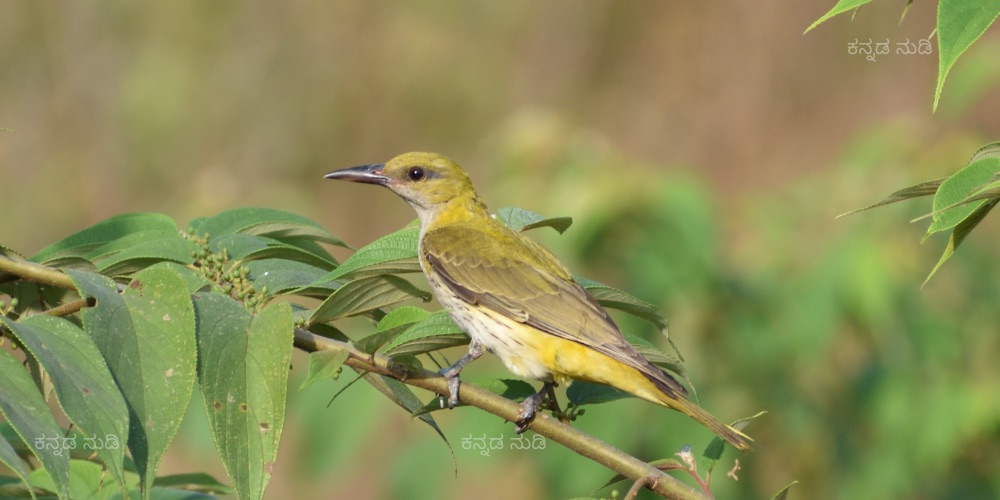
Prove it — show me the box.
[424,261,662,400]
[436,291,660,400]
[444,299,559,382]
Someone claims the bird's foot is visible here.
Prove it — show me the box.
[437,341,483,409]
[440,375,461,409]
[515,382,557,433]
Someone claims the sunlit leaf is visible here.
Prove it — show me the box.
[93,235,198,277]
[31,213,179,266]
[495,207,573,234]
[299,348,350,390]
[934,0,1000,110]
[925,157,1000,235]
[69,267,197,497]
[318,226,421,283]
[838,178,945,218]
[382,311,469,357]
[803,0,874,34]
[196,294,293,500]
[211,233,337,270]
[191,207,348,248]
[308,276,429,325]
[924,199,998,285]
[28,459,139,500]
[244,259,339,297]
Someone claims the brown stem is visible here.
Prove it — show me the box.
[294,328,707,500]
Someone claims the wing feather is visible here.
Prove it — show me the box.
[422,222,687,397]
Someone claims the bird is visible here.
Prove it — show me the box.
[325,152,751,451]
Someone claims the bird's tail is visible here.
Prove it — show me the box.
[659,391,753,452]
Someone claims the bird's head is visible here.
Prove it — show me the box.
[325,152,482,215]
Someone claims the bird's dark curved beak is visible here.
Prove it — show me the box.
[324,164,388,185]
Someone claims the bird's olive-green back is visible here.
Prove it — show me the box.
[420,219,688,397]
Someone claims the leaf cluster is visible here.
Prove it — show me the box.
[841,142,1000,284]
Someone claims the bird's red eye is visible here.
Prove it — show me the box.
[407,167,426,181]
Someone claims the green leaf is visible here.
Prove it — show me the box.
[31,213,178,265]
[934,0,1000,110]
[142,262,213,294]
[354,306,432,355]
[355,323,413,356]
[195,295,293,500]
[803,0,873,34]
[0,474,37,500]
[359,371,454,471]
[495,207,573,234]
[382,311,469,357]
[126,487,219,500]
[299,348,351,390]
[576,277,670,337]
[84,230,183,261]
[319,226,421,282]
[970,140,1000,162]
[92,234,198,277]
[701,411,766,473]
[191,207,348,248]
[0,349,70,499]
[308,276,430,325]
[0,315,129,496]
[837,178,945,218]
[772,481,800,500]
[623,333,687,381]
[244,259,339,297]
[924,198,999,285]
[152,472,233,495]
[478,378,539,401]
[0,428,34,500]
[926,157,1000,235]
[376,305,432,330]
[305,322,350,343]
[29,459,139,500]
[567,381,631,406]
[211,233,336,270]
[0,243,25,260]
[69,267,198,498]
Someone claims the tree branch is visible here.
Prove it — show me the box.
[0,254,75,290]
[0,253,708,500]
[293,328,707,499]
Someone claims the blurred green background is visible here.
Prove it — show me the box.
[3,2,1000,499]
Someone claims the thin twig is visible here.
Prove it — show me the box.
[294,328,707,500]
[626,475,661,500]
[44,297,95,317]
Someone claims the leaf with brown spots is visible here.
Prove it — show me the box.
[69,266,197,499]
[195,292,293,500]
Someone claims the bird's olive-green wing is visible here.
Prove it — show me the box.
[421,223,687,396]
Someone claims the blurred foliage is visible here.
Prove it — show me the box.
[806,0,1000,110]
[3,1,1000,500]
